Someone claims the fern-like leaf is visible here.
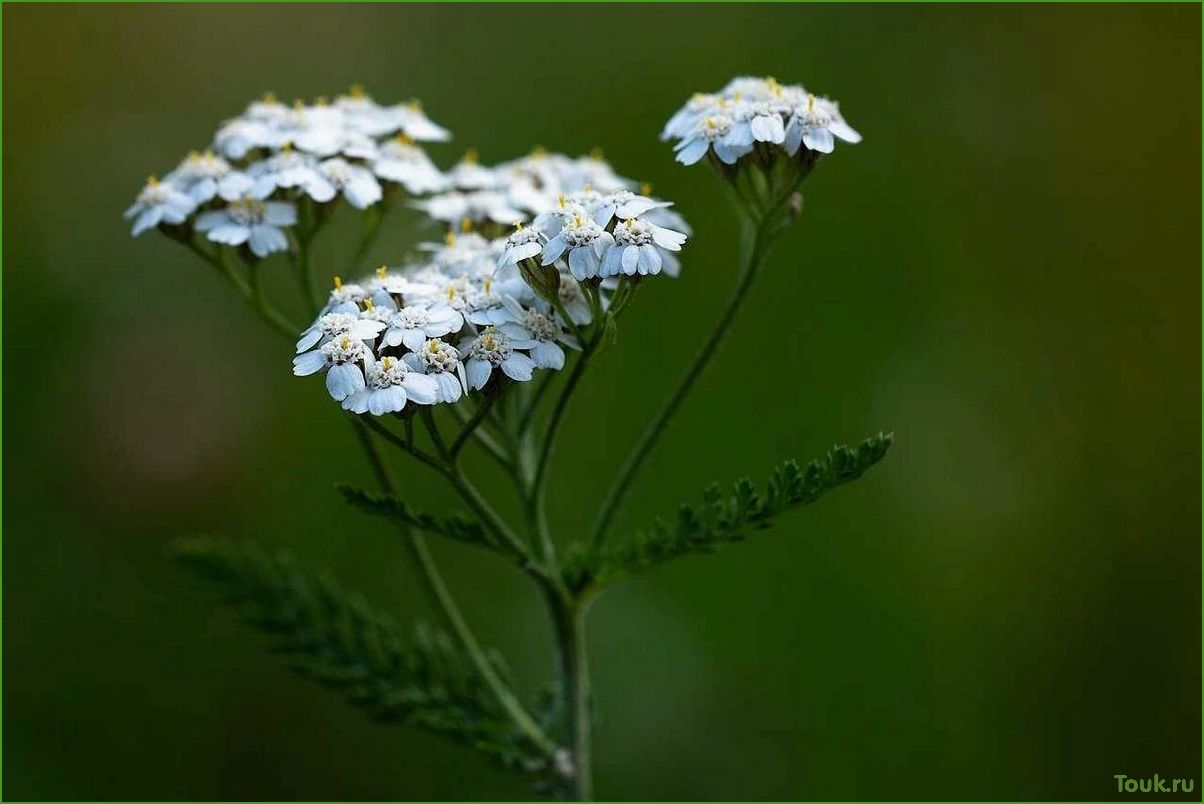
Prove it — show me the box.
[336,484,490,548]
[171,538,544,772]
[569,432,893,589]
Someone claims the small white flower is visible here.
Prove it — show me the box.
[342,354,439,415]
[164,151,247,204]
[745,101,789,144]
[496,224,545,272]
[463,276,510,326]
[661,92,720,142]
[384,304,464,350]
[599,217,686,278]
[324,277,369,310]
[248,148,330,201]
[419,231,497,277]
[784,94,862,155]
[589,190,673,227]
[194,196,296,257]
[541,212,615,281]
[371,135,447,193]
[416,188,524,226]
[497,296,578,370]
[460,326,536,389]
[445,151,498,190]
[214,117,278,160]
[125,176,196,236]
[402,338,469,403]
[334,87,396,138]
[388,100,452,142]
[295,311,386,353]
[673,114,751,166]
[414,190,527,226]
[317,158,383,209]
[292,332,369,401]
[274,102,346,157]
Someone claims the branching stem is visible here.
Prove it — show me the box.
[590,176,803,550]
[349,418,557,760]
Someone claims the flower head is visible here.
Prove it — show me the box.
[128,89,450,240]
[125,176,197,236]
[342,354,440,415]
[665,77,860,165]
[194,196,296,257]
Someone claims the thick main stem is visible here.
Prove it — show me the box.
[550,593,593,801]
[591,215,771,547]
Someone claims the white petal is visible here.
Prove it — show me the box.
[326,363,365,401]
[248,224,288,257]
[194,210,228,232]
[531,341,565,370]
[341,388,371,414]
[295,327,323,353]
[435,372,462,402]
[368,386,407,415]
[542,234,568,264]
[292,350,328,376]
[621,245,640,275]
[650,225,686,252]
[130,208,163,236]
[401,328,427,351]
[264,202,297,226]
[829,118,862,144]
[208,223,250,247]
[344,176,383,209]
[637,244,662,275]
[500,353,534,381]
[466,358,492,390]
[802,127,835,154]
[402,373,440,405]
[675,138,709,166]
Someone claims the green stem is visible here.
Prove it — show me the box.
[293,197,324,317]
[449,401,513,470]
[451,392,501,459]
[590,215,776,549]
[353,197,390,270]
[183,239,299,339]
[531,332,602,575]
[363,413,538,572]
[349,418,557,759]
[549,593,593,800]
[517,369,558,439]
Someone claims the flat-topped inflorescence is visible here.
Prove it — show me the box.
[663,75,861,166]
[124,87,452,255]
[292,167,690,414]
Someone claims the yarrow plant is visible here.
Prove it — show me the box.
[136,78,891,799]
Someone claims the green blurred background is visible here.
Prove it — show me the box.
[3,3,1200,801]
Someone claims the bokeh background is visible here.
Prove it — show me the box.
[3,3,1200,801]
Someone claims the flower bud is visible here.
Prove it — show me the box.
[518,257,562,305]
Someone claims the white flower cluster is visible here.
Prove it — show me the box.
[504,189,688,281]
[124,87,450,256]
[292,153,690,415]
[292,243,577,415]
[413,148,639,227]
[663,76,861,165]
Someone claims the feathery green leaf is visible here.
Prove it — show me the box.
[336,483,490,548]
[568,432,893,590]
[171,538,545,772]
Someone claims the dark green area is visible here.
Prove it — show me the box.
[3,4,1199,801]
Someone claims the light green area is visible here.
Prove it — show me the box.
[2,4,1199,801]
